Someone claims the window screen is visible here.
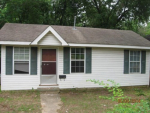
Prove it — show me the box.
[71,48,84,73]
[14,47,29,74]
[130,51,140,73]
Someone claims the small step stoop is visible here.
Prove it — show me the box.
[37,87,60,93]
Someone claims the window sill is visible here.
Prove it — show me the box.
[70,73,87,74]
[129,73,141,74]
[6,74,37,76]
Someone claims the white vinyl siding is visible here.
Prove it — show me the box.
[1,46,150,90]
[38,32,61,45]
[58,47,149,88]
[1,46,40,90]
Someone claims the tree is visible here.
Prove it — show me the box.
[0,0,10,28]
[138,21,150,37]
[82,0,150,30]
[49,0,82,26]
[1,0,150,34]
[4,0,51,24]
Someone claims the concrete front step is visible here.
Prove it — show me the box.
[37,86,60,92]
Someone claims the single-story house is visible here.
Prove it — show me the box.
[0,23,150,90]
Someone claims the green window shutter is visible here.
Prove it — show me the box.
[124,50,129,74]
[141,51,146,74]
[63,47,70,74]
[6,46,13,75]
[30,47,37,75]
[86,48,92,73]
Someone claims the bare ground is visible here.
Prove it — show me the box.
[58,86,150,113]
[0,89,41,113]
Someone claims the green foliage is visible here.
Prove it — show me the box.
[145,22,150,36]
[87,79,125,101]
[4,0,50,24]
[108,100,150,113]
[0,97,5,102]
[82,0,150,30]
[146,96,150,107]
[138,22,150,37]
[0,0,150,33]
[61,97,66,103]
[87,79,150,113]
[18,105,35,112]
[134,88,146,96]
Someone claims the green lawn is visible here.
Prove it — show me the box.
[58,86,150,113]
[0,87,41,113]
[1,86,150,113]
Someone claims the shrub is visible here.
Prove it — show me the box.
[134,88,145,96]
[87,79,150,113]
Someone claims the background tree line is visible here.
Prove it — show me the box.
[0,0,150,36]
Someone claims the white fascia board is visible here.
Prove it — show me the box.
[68,43,150,50]
[31,26,68,45]
[0,41,30,45]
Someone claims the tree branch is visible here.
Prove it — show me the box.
[115,0,129,26]
[106,0,121,28]
[93,0,100,14]
[117,9,129,23]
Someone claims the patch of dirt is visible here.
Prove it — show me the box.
[58,86,150,113]
[0,90,41,113]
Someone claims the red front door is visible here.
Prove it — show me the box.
[41,49,57,85]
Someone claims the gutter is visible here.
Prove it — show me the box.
[68,43,150,50]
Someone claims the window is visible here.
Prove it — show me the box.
[14,47,29,74]
[129,51,140,73]
[71,48,84,73]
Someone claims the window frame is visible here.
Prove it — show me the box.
[70,47,86,74]
[129,50,141,74]
[13,47,30,75]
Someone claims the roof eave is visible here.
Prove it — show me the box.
[0,41,30,45]
[68,43,150,50]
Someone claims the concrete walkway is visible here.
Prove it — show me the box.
[40,92,62,113]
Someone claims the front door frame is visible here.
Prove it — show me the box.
[40,47,58,85]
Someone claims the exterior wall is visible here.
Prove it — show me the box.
[1,45,150,90]
[1,45,40,90]
[38,32,61,45]
[58,47,150,88]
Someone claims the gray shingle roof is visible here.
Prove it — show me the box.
[51,25,150,47]
[0,23,150,47]
[0,23,49,42]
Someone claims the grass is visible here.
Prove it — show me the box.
[0,87,41,113]
[1,85,150,113]
[58,86,150,113]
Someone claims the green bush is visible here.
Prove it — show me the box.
[134,88,146,96]
[87,79,150,113]
[108,100,150,113]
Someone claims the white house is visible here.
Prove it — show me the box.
[0,23,150,90]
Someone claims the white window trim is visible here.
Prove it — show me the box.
[13,47,31,75]
[70,47,86,74]
[129,50,141,74]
